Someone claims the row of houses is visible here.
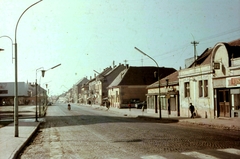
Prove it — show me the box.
[61,38,240,119]
[147,38,240,118]
[60,63,176,107]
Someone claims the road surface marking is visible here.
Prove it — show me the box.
[217,148,240,155]
[182,151,219,159]
[141,155,167,159]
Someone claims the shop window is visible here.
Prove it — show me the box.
[148,96,154,109]
[199,81,203,97]
[160,96,167,110]
[170,97,176,111]
[0,90,8,94]
[184,82,190,97]
[204,80,208,97]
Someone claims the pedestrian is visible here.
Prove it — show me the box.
[189,103,195,118]
[106,100,110,110]
[128,102,131,111]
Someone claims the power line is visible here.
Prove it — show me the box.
[131,27,240,65]
[198,26,240,42]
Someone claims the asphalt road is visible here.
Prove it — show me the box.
[18,103,240,159]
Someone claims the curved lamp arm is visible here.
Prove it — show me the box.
[0,35,14,63]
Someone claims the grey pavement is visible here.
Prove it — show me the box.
[0,104,240,159]
[0,119,41,159]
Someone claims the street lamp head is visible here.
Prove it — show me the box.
[41,64,61,77]
[134,47,147,56]
[0,48,4,51]
[51,63,61,69]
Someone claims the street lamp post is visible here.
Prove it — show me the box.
[35,67,43,122]
[134,47,162,119]
[14,0,43,137]
[40,64,61,114]
[35,64,61,120]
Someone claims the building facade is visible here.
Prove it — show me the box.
[108,66,176,108]
[179,48,215,118]
[179,38,240,119]
[147,71,180,117]
[212,39,240,118]
[0,81,47,105]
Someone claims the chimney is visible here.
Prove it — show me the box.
[126,64,129,69]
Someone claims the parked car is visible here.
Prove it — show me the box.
[135,101,147,109]
[129,98,140,107]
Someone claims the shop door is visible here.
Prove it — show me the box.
[155,95,158,113]
[219,90,230,117]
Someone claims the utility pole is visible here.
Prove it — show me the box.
[191,41,199,66]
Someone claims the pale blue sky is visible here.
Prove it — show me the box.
[0,0,240,95]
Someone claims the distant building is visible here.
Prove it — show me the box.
[107,66,176,108]
[87,63,126,105]
[72,77,89,103]
[0,82,47,105]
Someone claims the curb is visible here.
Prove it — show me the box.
[11,122,41,159]
[137,115,179,123]
[178,120,240,131]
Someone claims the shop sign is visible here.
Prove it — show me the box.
[0,83,7,89]
[214,62,220,69]
[227,77,240,87]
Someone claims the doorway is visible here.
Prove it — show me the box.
[218,89,230,117]
[155,95,158,113]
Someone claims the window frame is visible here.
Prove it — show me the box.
[184,82,190,98]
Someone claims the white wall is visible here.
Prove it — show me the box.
[179,65,214,118]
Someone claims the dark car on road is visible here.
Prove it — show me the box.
[128,98,140,108]
[135,101,147,109]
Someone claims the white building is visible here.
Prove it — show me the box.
[179,48,214,118]
[212,39,240,118]
[179,38,240,119]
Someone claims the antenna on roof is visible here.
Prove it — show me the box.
[124,60,128,65]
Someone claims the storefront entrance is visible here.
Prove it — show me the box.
[218,89,230,117]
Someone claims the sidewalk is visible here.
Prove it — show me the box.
[0,105,46,159]
[0,119,40,159]
[91,104,240,131]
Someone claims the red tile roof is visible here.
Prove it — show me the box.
[147,71,179,88]
[108,66,176,88]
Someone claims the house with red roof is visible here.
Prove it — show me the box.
[107,66,176,108]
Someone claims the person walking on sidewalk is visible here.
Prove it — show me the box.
[106,100,110,110]
[128,102,131,111]
[189,103,195,118]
